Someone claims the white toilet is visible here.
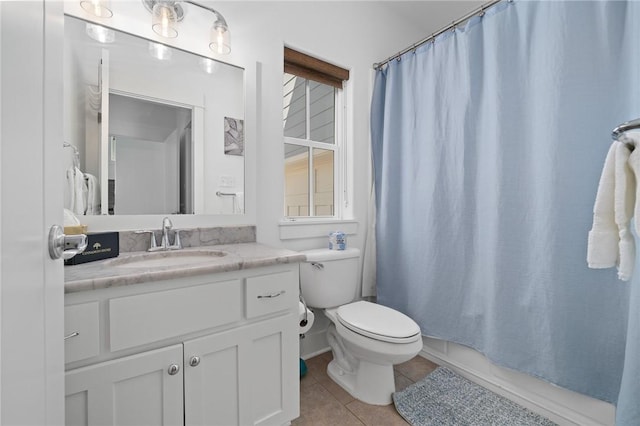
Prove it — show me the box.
[300,248,422,405]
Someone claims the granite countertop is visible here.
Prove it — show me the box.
[64,243,306,294]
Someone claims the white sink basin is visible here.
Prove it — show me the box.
[108,250,229,269]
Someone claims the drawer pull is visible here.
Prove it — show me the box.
[168,364,180,375]
[64,332,80,340]
[189,356,201,367]
[257,290,286,299]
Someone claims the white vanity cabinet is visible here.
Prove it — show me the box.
[64,263,300,426]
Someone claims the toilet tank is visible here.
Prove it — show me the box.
[300,248,360,308]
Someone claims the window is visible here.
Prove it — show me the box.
[283,48,349,218]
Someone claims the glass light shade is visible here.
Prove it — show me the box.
[80,0,113,18]
[148,42,172,60]
[200,58,219,74]
[152,2,178,38]
[209,23,231,55]
[85,23,115,43]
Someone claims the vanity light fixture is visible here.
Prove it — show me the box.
[209,12,230,55]
[148,42,173,60]
[86,23,115,43]
[142,0,231,54]
[199,57,218,74]
[151,1,180,38]
[80,0,113,18]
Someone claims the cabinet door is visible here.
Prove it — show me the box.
[65,344,184,426]
[184,314,298,426]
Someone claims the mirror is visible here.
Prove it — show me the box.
[63,15,245,215]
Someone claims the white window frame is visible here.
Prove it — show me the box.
[283,77,348,221]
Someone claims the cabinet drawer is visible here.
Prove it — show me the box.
[65,302,100,364]
[109,280,242,352]
[246,271,297,318]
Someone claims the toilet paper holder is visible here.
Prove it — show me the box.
[299,295,309,327]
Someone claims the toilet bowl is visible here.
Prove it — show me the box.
[300,249,422,405]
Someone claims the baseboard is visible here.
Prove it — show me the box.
[420,337,615,426]
[299,328,330,360]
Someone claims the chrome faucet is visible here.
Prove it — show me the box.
[135,217,182,252]
[161,217,173,249]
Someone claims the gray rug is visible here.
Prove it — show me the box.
[393,367,557,426]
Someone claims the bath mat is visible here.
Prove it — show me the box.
[393,367,557,426]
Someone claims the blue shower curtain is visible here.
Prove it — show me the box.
[371,0,640,421]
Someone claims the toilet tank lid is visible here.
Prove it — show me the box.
[302,248,360,262]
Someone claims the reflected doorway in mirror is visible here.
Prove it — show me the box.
[224,117,244,156]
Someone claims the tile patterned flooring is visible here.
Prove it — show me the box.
[293,351,439,426]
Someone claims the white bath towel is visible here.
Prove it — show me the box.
[84,173,100,215]
[66,167,87,216]
[614,143,635,280]
[234,191,244,214]
[588,140,638,281]
[588,142,620,269]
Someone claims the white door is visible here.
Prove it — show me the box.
[65,344,184,426]
[0,1,65,424]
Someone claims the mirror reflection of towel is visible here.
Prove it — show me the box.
[234,192,244,214]
[85,173,100,215]
[66,167,86,216]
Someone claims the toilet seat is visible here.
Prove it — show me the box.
[335,301,421,344]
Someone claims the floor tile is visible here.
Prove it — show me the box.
[346,399,409,426]
[393,371,415,392]
[314,371,356,405]
[394,355,438,382]
[300,371,318,391]
[306,354,355,405]
[293,381,364,426]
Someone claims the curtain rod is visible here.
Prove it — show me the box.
[373,0,506,70]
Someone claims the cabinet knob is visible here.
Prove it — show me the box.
[189,356,201,367]
[168,364,180,375]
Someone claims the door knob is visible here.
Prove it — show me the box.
[48,225,87,260]
[168,364,180,375]
[189,356,200,367]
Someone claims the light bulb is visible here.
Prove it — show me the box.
[91,0,100,16]
[216,30,224,54]
[209,23,230,55]
[161,8,170,37]
[152,3,178,38]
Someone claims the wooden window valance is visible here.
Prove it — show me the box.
[284,47,349,89]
